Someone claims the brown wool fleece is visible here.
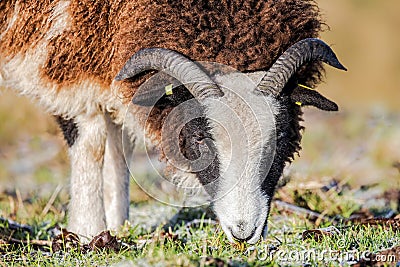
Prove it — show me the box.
[1,0,325,92]
[113,0,325,98]
[0,1,53,55]
[0,0,326,162]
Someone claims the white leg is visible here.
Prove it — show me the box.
[67,113,107,240]
[103,113,133,230]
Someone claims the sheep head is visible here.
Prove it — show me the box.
[116,38,346,244]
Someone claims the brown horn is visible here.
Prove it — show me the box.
[115,48,223,100]
[258,38,347,96]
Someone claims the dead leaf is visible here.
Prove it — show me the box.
[51,229,81,252]
[52,230,121,253]
[86,230,120,252]
[160,231,178,242]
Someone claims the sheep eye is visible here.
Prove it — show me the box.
[196,137,205,145]
[194,132,205,144]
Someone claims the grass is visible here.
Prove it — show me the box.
[0,170,400,266]
[1,187,400,266]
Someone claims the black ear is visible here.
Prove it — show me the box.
[290,86,338,111]
[132,72,181,106]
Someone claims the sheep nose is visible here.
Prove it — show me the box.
[230,221,256,242]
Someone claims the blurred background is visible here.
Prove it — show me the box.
[318,0,400,111]
[0,0,399,202]
[296,0,400,187]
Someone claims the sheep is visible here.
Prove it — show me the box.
[0,0,346,244]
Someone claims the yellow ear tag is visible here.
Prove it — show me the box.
[298,84,314,90]
[165,84,173,95]
[295,101,302,106]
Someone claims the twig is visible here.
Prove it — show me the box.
[0,234,51,247]
[41,185,63,216]
[273,200,340,223]
[15,189,24,212]
[0,217,32,232]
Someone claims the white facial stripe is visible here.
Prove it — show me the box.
[202,69,279,243]
[205,71,279,195]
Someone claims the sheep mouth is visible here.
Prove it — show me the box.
[220,220,265,245]
[246,223,265,244]
[230,227,257,243]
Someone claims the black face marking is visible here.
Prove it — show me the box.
[261,77,339,197]
[261,94,304,198]
[55,116,79,147]
[146,80,221,197]
[178,117,220,197]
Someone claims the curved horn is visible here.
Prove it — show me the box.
[115,48,223,100]
[258,38,347,96]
